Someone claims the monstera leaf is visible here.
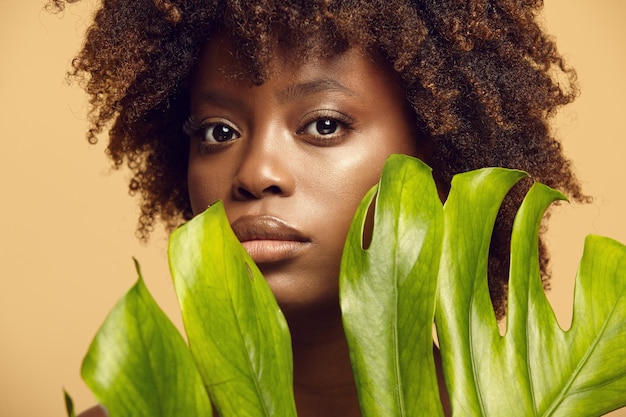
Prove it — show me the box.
[71,155,626,417]
[435,167,626,416]
[339,155,445,416]
[339,155,626,416]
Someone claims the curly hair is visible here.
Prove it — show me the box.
[48,0,588,318]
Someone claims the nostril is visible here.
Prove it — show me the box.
[231,157,293,199]
[264,185,282,195]
[236,187,257,200]
[235,184,283,200]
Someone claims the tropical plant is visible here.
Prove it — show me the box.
[66,155,626,416]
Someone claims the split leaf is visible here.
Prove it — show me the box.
[436,168,626,416]
[340,155,445,416]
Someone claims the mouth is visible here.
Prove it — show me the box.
[230,215,311,264]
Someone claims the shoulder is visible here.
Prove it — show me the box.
[77,405,107,417]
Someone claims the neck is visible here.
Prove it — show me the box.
[284,304,451,417]
[285,303,362,417]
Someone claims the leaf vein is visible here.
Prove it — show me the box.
[227,261,272,417]
[542,283,626,416]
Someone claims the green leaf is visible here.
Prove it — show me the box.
[168,202,297,417]
[509,185,626,417]
[340,155,445,417]
[81,260,212,417]
[64,390,76,417]
[435,168,527,416]
[436,169,626,416]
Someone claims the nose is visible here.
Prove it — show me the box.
[232,128,296,200]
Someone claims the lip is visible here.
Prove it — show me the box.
[230,215,310,264]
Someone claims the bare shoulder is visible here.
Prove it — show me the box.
[77,405,107,417]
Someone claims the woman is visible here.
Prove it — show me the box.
[48,0,588,415]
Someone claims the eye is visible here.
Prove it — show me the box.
[298,110,354,146]
[303,118,340,136]
[200,123,240,143]
[183,117,241,146]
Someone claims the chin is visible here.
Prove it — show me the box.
[267,280,339,318]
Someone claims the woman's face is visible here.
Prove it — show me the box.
[187,35,421,314]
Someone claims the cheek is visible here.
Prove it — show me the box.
[351,134,417,189]
[310,143,402,232]
[187,169,209,215]
[322,130,418,237]
[187,158,229,215]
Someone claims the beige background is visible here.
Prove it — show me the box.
[1,1,625,416]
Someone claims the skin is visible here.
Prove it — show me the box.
[79,35,450,417]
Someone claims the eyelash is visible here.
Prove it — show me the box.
[183,110,354,151]
[297,110,354,146]
[183,117,241,151]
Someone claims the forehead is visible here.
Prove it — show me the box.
[191,33,404,103]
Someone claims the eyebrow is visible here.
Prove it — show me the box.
[276,78,356,104]
[194,78,356,109]
[194,89,245,110]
